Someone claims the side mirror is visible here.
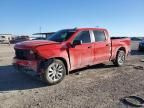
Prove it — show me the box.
[73,40,82,46]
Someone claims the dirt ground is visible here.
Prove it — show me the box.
[0,41,144,108]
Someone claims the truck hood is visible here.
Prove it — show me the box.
[14,40,60,49]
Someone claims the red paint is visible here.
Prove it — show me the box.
[13,58,37,72]
[13,28,131,74]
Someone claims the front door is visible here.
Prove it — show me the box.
[69,31,93,70]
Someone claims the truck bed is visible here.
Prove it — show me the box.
[110,37,131,60]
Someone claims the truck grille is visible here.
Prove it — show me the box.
[15,49,30,60]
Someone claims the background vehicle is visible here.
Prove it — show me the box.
[139,40,144,51]
[131,37,142,41]
[0,34,12,43]
[13,28,131,85]
[10,36,30,44]
[32,37,46,40]
[32,32,55,40]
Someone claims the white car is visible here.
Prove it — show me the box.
[0,35,11,43]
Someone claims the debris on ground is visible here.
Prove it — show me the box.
[120,96,144,107]
[134,66,144,70]
[75,72,82,75]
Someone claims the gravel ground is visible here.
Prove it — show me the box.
[0,41,144,108]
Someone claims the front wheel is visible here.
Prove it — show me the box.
[41,59,66,85]
[113,50,125,66]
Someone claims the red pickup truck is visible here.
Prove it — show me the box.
[13,28,131,85]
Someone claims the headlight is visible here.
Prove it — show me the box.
[28,50,36,60]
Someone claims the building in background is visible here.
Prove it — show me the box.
[0,32,55,44]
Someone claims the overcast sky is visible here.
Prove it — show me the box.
[0,0,144,36]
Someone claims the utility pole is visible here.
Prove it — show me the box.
[39,26,42,33]
[39,26,42,37]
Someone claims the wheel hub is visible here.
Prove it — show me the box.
[118,52,125,64]
[47,63,63,82]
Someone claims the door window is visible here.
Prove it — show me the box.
[93,31,106,42]
[74,31,91,43]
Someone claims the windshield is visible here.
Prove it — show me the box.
[47,29,76,42]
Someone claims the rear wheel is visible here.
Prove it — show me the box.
[113,50,125,66]
[41,59,66,85]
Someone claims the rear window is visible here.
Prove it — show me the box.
[93,31,106,42]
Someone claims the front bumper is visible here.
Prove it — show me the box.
[13,58,39,75]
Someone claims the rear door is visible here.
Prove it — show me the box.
[92,30,111,64]
[69,31,93,70]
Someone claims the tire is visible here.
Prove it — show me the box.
[113,50,125,66]
[41,59,66,85]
